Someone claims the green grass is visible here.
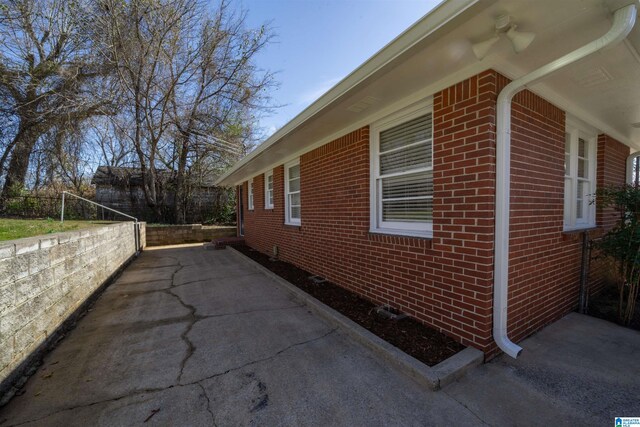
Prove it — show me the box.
[0,219,116,241]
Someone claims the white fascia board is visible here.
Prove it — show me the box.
[215,0,481,186]
[222,61,490,186]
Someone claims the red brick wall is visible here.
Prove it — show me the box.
[497,77,629,352]
[242,71,500,353]
[588,134,630,293]
[597,134,630,229]
[500,76,581,348]
[239,69,630,357]
[430,70,499,350]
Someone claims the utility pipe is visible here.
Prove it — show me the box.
[493,3,637,358]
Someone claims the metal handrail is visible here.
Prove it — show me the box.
[61,191,141,252]
[61,191,137,223]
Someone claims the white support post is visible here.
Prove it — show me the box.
[61,192,65,223]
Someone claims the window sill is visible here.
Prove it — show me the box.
[368,228,433,240]
[562,225,598,242]
[284,222,301,228]
[562,225,597,234]
[265,206,274,210]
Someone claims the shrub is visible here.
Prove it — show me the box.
[206,202,236,225]
[595,185,640,325]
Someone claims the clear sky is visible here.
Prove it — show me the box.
[238,0,442,138]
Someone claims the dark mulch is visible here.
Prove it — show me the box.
[234,245,465,366]
[588,285,640,331]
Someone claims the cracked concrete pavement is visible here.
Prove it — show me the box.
[1,244,639,426]
[0,245,482,426]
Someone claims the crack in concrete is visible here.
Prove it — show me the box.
[3,249,334,426]
[441,389,491,426]
[128,263,181,271]
[192,328,338,385]
[196,382,216,426]
[103,287,174,299]
[162,258,195,385]
[70,305,304,344]
[5,385,181,427]
[170,272,263,289]
[205,305,303,318]
[159,255,308,386]
[105,274,263,298]
[169,304,311,386]
[4,328,337,427]
[107,316,193,335]
[112,278,175,287]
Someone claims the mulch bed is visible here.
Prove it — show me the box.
[234,245,465,366]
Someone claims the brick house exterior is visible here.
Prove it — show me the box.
[218,0,640,358]
[234,69,628,356]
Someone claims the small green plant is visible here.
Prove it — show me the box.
[595,185,640,325]
[206,203,236,225]
[4,193,40,217]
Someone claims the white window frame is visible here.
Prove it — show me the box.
[369,100,433,238]
[285,159,301,225]
[564,117,597,231]
[264,170,274,209]
[248,179,254,211]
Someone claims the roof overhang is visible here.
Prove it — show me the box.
[217,0,640,186]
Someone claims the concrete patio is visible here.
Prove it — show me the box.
[0,244,638,426]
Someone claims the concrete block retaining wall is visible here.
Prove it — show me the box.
[139,222,146,250]
[0,222,145,392]
[146,224,235,246]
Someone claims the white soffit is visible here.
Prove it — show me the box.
[482,0,640,148]
[218,0,640,185]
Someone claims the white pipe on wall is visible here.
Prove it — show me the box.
[493,3,637,359]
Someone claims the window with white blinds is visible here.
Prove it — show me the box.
[285,160,301,225]
[370,103,433,237]
[248,179,254,211]
[265,170,274,209]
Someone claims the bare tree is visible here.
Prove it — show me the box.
[98,0,274,222]
[169,2,273,223]
[40,122,95,195]
[89,117,136,168]
[0,0,274,223]
[0,0,113,199]
[95,0,192,218]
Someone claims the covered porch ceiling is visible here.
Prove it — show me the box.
[217,0,640,186]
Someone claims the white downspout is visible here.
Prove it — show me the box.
[627,152,640,184]
[493,3,637,358]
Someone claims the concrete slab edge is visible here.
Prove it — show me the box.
[225,246,484,391]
